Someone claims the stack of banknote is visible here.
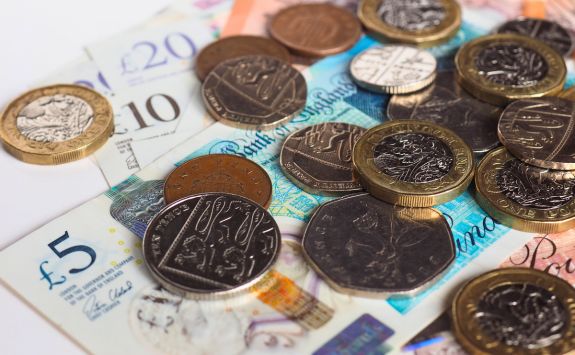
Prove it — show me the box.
[2,0,575,354]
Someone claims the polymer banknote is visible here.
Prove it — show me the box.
[1,22,551,353]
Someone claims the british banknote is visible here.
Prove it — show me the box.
[1,21,552,353]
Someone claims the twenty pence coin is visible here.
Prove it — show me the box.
[202,55,307,130]
[280,122,366,195]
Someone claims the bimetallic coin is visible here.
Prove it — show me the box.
[353,120,474,207]
[268,4,361,57]
[497,18,574,57]
[455,34,566,105]
[202,55,307,130]
[358,0,461,46]
[195,35,291,82]
[475,147,575,233]
[0,84,114,164]
[350,46,437,94]
[498,97,575,170]
[452,268,575,354]
[303,193,455,296]
[388,70,501,153]
[280,122,366,195]
[164,154,273,207]
[143,193,281,299]
[559,86,575,101]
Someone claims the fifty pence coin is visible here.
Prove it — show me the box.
[302,193,455,297]
[475,147,575,233]
[280,122,366,195]
[350,45,437,94]
[353,120,474,207]
[202,55,307,130]
[0,84,114,164]
[358,0,461,46]
[388,70,501,154]
[143,192,281,299]
[268,3,361,57]
[452,268,575,354]
[498,97,575,170]
[163,154,273,207]
[455,34,566,105]
[497,18,574,57]
[195,35,291,82]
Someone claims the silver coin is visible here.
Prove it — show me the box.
[498,97,575,170]
[497,18,574,57]
[279,122,366,195]
[350,45,437,94]
[388,70,501,154]
[302,193,455,297]
[142,192,281,299]
[202,55,307,130]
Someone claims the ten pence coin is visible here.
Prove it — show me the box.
[164,154,273,207]
[195,35,291,82]
[269,3,362,57]
[497,18,574,57]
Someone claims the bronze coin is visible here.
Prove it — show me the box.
[268,4,362,57]
[201,55,307,130]
[195,35,291,82]
[163,154,273,208]
[280,122,366,195]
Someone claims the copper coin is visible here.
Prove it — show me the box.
[163,154,273,208]
[202,55,307,130]
[195,35,291,82]
[268,3,362,57]
[280,122,366,195]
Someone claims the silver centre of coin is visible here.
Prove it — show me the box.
[16,94,94,142]
[378,0,446,32]
[350,46,437,94]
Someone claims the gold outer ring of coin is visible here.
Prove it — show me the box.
[357,0,461,47]
[452,268,575,355]
[0,84,114,165]
[352,120,474,207]
[455,34,567,106]
[475,147,575,233]
[559,86,575,101]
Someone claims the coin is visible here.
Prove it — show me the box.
[353,120,474,207]
[452,268,575,354]
[202,55,307,130]
[497,18,574,57]
[268,3,362,57]
[280,122,366,195]
[0,84,114,164]
[455,34,566,105]
[559,86,575,101]
[498,97,575,170]
[302,193,455,297]
[143,192,281,299]
[163,154,273,207]
[388,70,501,153]
[358,0,461,46]
[350,45,437,94]
[195,35,291,82]
[475,147,575,233]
